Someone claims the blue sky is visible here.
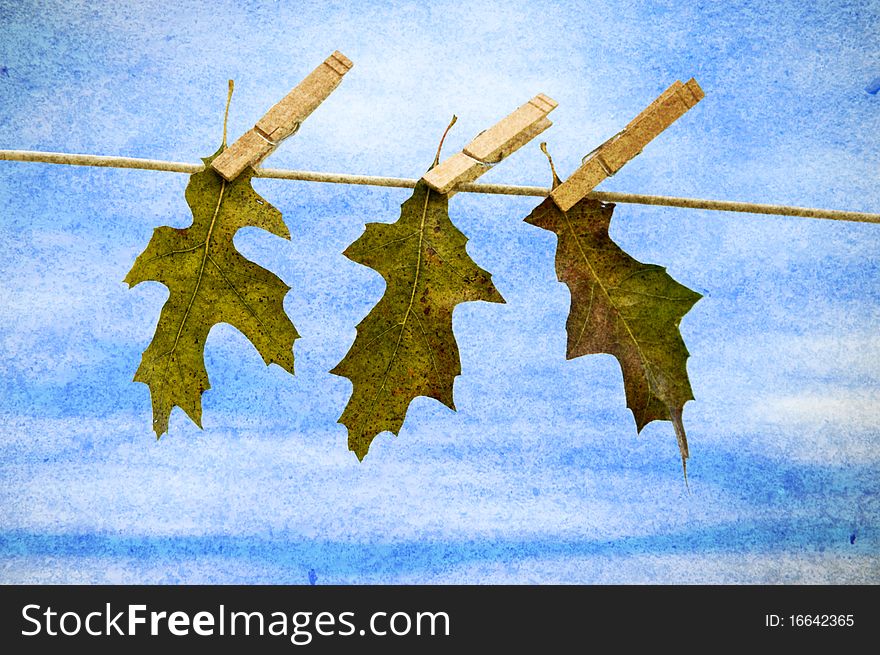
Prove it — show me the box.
[0,0,878,583]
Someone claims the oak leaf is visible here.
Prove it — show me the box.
[125,146,298,436]
[331,181,504,459]
[525,195,700,474]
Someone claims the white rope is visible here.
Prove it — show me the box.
[1,149,878,224]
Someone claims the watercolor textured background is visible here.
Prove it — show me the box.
[0,0,878,583]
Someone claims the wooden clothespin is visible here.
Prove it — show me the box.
[422,94,558,194]
[550,78,704,211]
[212,51,353,181]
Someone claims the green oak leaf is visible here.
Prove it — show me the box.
[525,196,701,475]
[125,146,298,436]
[331,180,505,459]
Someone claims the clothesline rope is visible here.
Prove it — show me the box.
[1,149,878,224]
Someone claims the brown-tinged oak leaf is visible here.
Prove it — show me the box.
[125,146,299,436]
[525,196,701,474]
[331,181,504,460]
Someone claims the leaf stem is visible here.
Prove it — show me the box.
[431,115,458,169]
[540,142,561,189]
[222,80,235,148]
